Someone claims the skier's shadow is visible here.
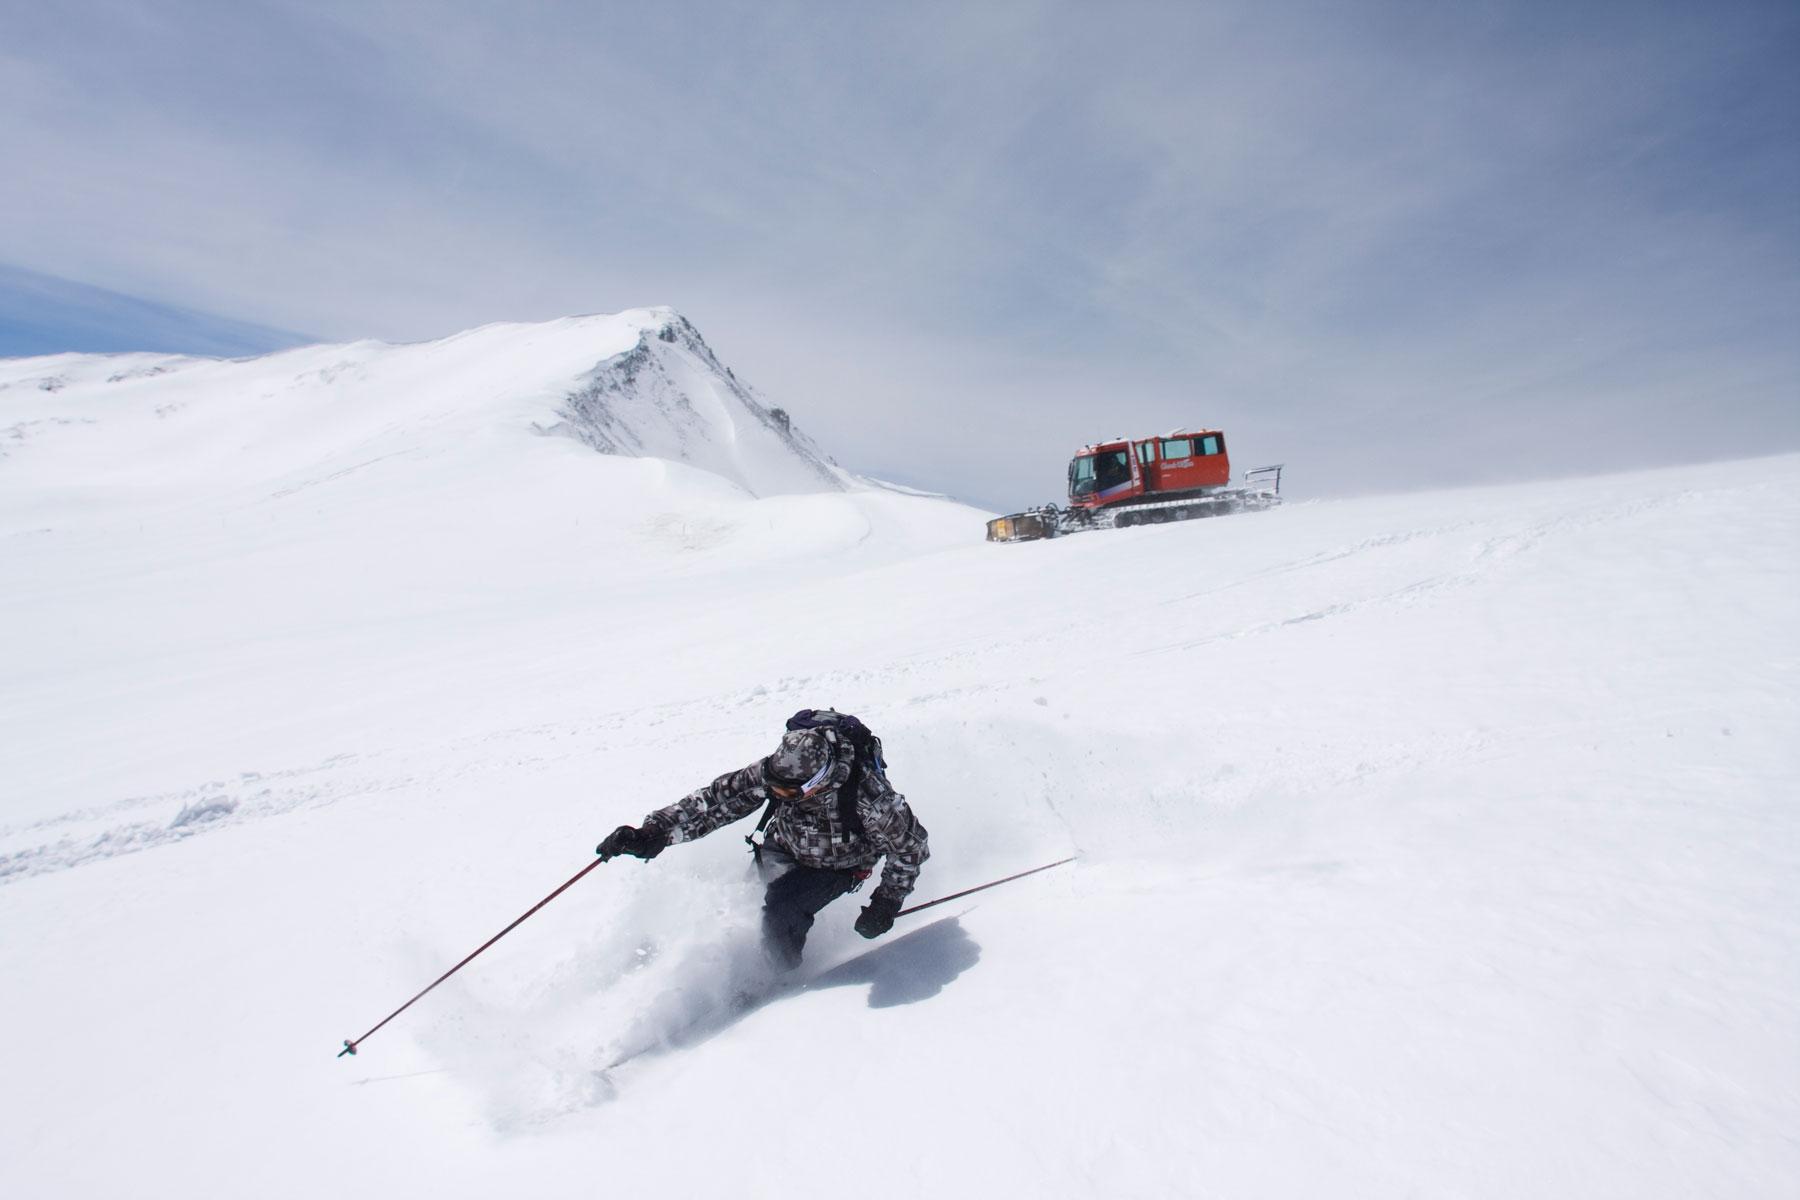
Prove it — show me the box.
[809,915,981,1008]
[599,917,981,1082]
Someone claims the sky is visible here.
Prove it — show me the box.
[0,264,308,358]
[2,0,1795,507]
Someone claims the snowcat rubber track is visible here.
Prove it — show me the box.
[987,486,1279,542]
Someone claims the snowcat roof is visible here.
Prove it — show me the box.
[1074,429,1223,454]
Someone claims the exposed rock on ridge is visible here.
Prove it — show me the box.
[546,311,843,496]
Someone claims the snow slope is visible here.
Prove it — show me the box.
[2,318,1797,1198]
[0,308,908,832]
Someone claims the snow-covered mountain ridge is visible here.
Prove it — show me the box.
[0,306,844,517]
[543,311,839,493]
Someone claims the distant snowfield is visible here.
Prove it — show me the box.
[2,316,1796,1198]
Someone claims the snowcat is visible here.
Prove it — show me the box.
[986,429,1282,542]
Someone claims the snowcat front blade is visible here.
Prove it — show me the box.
[987,511,1056,542]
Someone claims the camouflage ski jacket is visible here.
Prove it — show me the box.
[640,745,930,903]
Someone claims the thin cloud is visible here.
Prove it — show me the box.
[1,0,1794,507]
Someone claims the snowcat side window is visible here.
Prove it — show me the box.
[1200,435,1221,455]
[1137,442,1155,464]
[1095,451,1130,489]
[1161,438,1192,459]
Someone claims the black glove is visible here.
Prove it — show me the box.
[596,824,669,861]
[854,895,902,939]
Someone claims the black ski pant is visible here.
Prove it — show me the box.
[760,850,860,970]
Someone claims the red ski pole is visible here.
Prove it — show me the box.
[338,856,606,1058]
[897,856,1076,918]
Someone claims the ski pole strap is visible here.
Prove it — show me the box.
[746,795,781,862]
[896,856,1077,918]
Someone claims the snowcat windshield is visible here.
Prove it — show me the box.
[1070,450,1130,497]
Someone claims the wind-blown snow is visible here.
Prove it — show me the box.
[1,315,1796,1198]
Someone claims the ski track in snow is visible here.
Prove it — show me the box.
[0,486,1720,885]
[1149,488,1709,652]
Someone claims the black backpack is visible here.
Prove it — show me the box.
[747,709,886,856]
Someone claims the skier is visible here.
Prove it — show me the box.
[596,712,930,969]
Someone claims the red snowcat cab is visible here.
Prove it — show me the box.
[985,428,1282,542]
